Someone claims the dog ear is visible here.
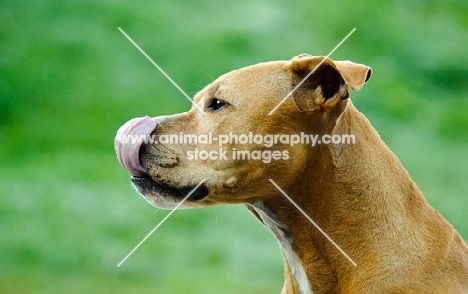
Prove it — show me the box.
[290,54,372,112]
[334,60,373,91]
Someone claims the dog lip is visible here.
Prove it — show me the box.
[131,176,209,201]
[114,116,157,177]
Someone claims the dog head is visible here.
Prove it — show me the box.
[114,54,371,209]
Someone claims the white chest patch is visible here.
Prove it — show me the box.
[252,202,313,294]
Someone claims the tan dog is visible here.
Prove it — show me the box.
[115,54,468,293]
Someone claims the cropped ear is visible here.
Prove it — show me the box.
[290,54,372,112]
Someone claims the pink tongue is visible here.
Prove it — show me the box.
[114,116,157,177]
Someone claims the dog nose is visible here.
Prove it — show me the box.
[114,116,157,177]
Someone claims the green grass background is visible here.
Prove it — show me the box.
[1,0,467,293]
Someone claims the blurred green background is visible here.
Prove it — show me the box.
[1,0,467,293]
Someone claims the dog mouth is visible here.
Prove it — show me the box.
[114,116,157,177]
[114,116,209,204]
[131,176,209,201]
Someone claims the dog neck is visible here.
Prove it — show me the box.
[247,104,358,293]
[249,202,317,294]
[249,195,338,294]
[248,102,463,293]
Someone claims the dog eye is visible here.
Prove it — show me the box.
[206,98,229,112]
